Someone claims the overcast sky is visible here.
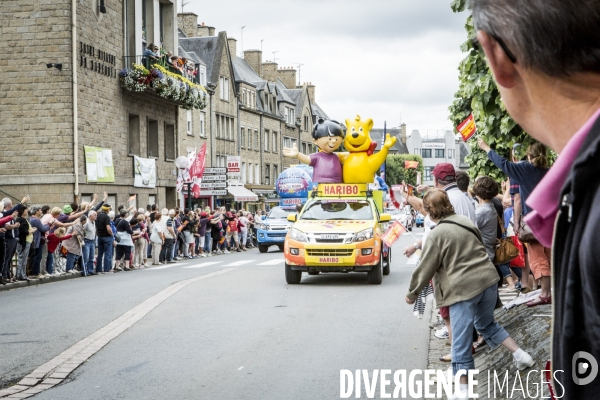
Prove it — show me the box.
[181,0,468,134]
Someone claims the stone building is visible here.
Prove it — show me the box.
[1,0,182,209]
[177,13,331,212]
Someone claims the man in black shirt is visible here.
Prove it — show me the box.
[95,204,114,273]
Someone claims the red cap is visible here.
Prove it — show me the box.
[432,163,456,181]
[201,212,208,217]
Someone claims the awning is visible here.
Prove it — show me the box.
[227,185,259,202]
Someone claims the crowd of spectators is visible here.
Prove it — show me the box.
[0,192,265,283]
[142,43,197,81]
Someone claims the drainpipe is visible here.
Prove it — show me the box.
[207,84,215,166]
[72,0,79,199]
[259,112,263,184]
[237,94,241,156]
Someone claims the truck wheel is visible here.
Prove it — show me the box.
[277,244,284,251]
[383,248,391,276]
[367,251,383,284]
[308,271,319,275]
[258,245,268,253]
[285,263,302,284]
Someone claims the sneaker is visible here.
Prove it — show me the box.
[434,326,449,339]
[223,250,230,254]
[515,352,535,370]
[207,253,212,257]
[201,254,207,258]
[216,250,222,255]
[124,267,131,271]
[236,249,242,252]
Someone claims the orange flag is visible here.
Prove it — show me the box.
[381,220,407,247]
[457,113,477,141]
[404,160,419,169]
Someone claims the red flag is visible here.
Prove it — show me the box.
[381,220,407,247]
[404,160,419,169]
[189,143,207,179]
[457,113,477,141]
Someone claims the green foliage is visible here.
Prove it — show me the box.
[384,154,424,187]
[448,13,534,182]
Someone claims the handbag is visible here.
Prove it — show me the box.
[494,217,519,265]
[518,219,538,244]
[510,236,525,268]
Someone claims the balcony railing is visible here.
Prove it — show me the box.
[123,55,199,84]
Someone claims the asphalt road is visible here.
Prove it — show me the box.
[0,228,430,399]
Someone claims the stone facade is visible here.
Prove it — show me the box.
[1,0,182,210]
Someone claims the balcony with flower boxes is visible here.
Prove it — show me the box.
[119,56,207,110]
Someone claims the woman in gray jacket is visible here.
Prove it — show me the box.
[405,189,534,400]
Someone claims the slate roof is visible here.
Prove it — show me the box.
[179,36,219,82]
[231,56,260,87]
[369,129,409,154]
[311,102,329,120]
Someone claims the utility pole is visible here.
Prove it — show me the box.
[296,63,304,86]
[180,0,189,13]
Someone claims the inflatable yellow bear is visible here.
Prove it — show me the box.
[341,115,397,184]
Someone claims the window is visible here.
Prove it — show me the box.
[254,130,259,150]
[80,194,92,204]
[448,149,454,159]
[290,108,295,124]
[128,114,140,155]
[248,163,253,184]
[199,112,205,137]
[302,142,307,154]
[264,130,269,151]
[148,195,156,206]
[421,149,432,158]
[107,195,117,208]
[304,115,309,131]
[147,119,159,157]
[414,148,419,155]
[228,117,233,140]
[424,167,433,181]
[199,67,207,86]
[219,76,229,101]
[272,132,278,153]
[435,149,445,158]
[255,164,260,184]
[241,162,246,184]
[186,110,192,135]
[273,165,278,181]
[251,92,255,109]
[240,128,245,148]
[164,123,176,160]
[265,164,270,185]
[248,128,252,149]
[283,136,292,148]
[242,89,247,106]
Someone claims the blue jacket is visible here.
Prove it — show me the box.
[30,217,50,249]
[487,150,547,215]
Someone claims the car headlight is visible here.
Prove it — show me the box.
[258,223,267,230]
[290,228,308,242]
[353,228,373,242]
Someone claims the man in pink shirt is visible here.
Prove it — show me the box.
[470,1,600,398]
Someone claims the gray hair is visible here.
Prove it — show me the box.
[89,210,97,217]
[1,198,11,209]
[471,0,600,77]
[30,206,41,215]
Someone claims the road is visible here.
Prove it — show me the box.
[0,228,430,399]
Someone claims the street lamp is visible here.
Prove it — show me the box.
[175,155,192,211]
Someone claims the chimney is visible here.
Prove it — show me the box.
[227,38,237,59]
[400,123,407,144]
[243,49,262,76]
[305,82,315,103]
[177,12,199,38]
[277,67,297,89]
[197,22,215,37]
[261,61,278,82]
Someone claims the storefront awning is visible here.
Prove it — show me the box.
[228,185,259,202]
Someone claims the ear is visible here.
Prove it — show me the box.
[345,119,351,128]
[477,30,518,89]
[366,118,373,131]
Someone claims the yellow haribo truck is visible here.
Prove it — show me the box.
[283,183,392,284]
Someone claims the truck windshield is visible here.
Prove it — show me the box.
[268,207,293,219]
[300,200,373,221]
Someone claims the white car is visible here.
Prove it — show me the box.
[386,208,413,231]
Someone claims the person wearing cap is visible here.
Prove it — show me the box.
[95,204,114,274]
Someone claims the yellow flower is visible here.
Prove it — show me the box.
[132,63,149,75]
[151,64,206,92]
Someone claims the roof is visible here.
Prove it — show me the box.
[369,129,409,154]
[231,56,260,87]
[185,51,205,66]
[311,102,329,119]
[179,36,219,82]
[273,79,295,105]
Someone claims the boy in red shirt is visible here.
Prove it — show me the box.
[46,227,72,275]
[226,212,240,252]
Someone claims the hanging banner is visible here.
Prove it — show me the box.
[457,113,477,141]
[84,146,115,183]
[134,156,157,188]
[227,156,241,178]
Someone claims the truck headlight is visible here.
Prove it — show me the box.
[290,228,308,242]
[353,228,373,243]
[258,223,267,230]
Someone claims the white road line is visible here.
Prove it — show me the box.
[257,259,284,266]
[222,260,255,267]
[238,366,244,371]
[0,269,237,399]
[148,263,180,270]
[183,261,223,269]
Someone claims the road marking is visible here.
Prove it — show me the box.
[238,366,244,371]
[257,259,284,266]
[223,260,255,267]
[183,261,222,269]
[0,269,237,399]
[148,263,180,270]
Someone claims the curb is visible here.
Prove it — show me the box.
[0,272,87,292]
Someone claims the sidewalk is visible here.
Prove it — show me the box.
[0,273,87,292]
[427,294,552,399]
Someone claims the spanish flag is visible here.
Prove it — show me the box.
[404,160,419,169]
[457,113,477,141]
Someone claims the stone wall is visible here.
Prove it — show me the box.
[177,12,198,38]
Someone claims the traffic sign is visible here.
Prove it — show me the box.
[200,190,227,196]
[202,175,227,181]
[204,168,226,174]
[200,182,226,189]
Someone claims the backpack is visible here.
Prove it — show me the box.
[110,220,121,243]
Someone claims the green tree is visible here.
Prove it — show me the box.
[384,154,424,187]
[448,0,533,181]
